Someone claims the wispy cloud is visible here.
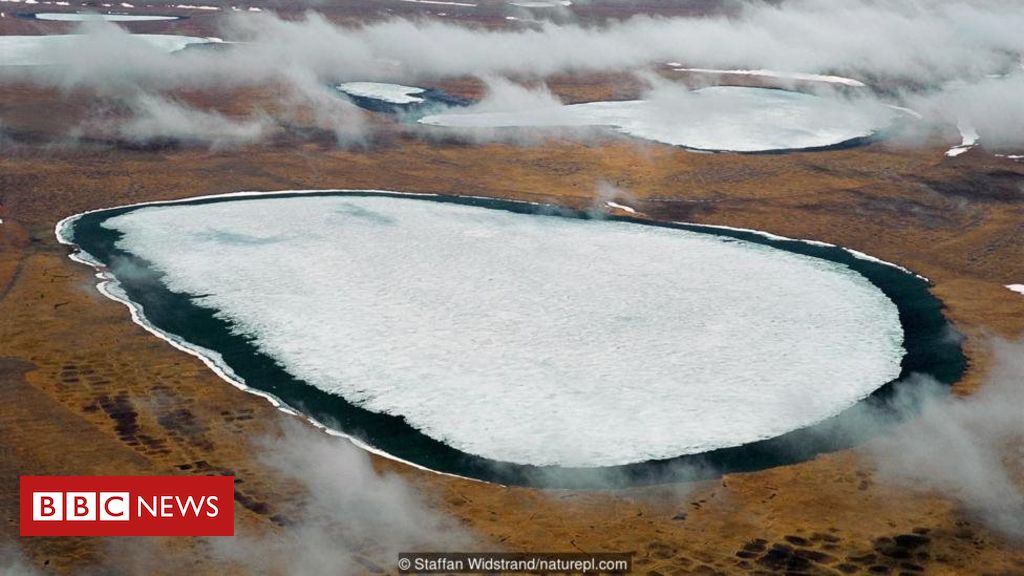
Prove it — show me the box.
[0,543,42,576]
[208,421,476,575]
[4,1,1023,148]
[113,94,275,148]
[866,339,1024,540]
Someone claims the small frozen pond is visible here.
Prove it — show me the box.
[337,82,427,105]
[336,81,469,115]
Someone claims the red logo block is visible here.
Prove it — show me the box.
[20,476,234,536]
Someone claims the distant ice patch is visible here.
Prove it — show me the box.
[670,67,867,88]
[399,0,477,6]
[337,82,427,105]
[946,119,979,157]
[509,0,571,7]
[1007,284,1024,296]
[102,195,904,467]
[420,86,900,152]
[30,11,180,20]
[0,33,213,66]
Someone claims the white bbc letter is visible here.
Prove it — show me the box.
[33,492,63,521]
[66,492,96,521]
[99,492,130,521]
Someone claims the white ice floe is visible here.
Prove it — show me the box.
[31,11,179,20]
[100,194,904,467]
[1006,284,1024,296]
[0,33,212,66]
[421,86,900,153]
[945,119,979,157]
[172,3,218,9]
[398,0,476,6]
[671,67,867,87]
[337,81,427,105]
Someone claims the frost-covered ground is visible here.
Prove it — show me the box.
[420,86,899,152]
[103,195,904,467]
[29,12,179,20]
[0,34,213,66]
[337,82,427,105]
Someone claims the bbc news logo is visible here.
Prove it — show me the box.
[20,476,234,536]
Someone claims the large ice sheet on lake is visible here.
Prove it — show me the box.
[104,195,904,467]
[420,86,899,152]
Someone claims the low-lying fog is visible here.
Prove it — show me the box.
[0,0,1022,152]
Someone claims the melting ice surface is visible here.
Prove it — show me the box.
[337,82,427,105]
[0,34,214,66]
[420,86,900,152]
[102,195,904,467]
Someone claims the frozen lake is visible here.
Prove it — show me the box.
[28,12,182,21]
[61,192,966,485]
[420,86,901,152]
[0,33,214,66]
[98,194,908,468]
[337,81,427,104]
[336,81,469,115]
